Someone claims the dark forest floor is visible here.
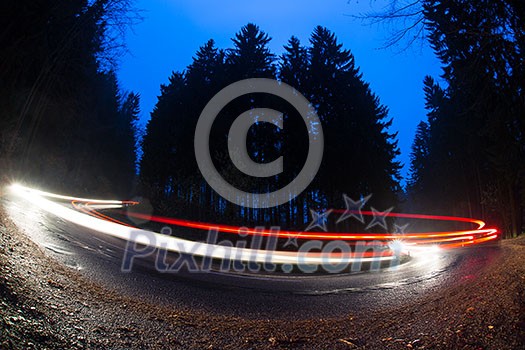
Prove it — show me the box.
[1,200,524,349]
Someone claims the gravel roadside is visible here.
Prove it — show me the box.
[1,202,524,349]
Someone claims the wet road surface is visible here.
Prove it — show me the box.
[3,195,501,320]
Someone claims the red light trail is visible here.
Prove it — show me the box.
[10,184,499,268]
[118,210,498,249]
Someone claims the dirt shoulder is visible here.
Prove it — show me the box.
[1,201,524,349]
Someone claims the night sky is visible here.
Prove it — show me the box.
[118,0,442,182]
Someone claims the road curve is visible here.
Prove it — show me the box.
[3,189,502,320]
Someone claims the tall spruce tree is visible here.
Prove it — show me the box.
[307,26,401,210]
[407,120,430,197]
[226,23,276,80]
[405,0,525,236]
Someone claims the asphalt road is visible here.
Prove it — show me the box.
[3,194,502,320]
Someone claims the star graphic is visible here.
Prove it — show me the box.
[283,236,299,248]
[336,194,372,224]
[393,223,410,235]
[305,209,332,232]
[365,207,393,231]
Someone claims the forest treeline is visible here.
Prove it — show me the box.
[0,0,139,197]
[1,1,523,237]
[138,24,401,228]
[405,0,525,238]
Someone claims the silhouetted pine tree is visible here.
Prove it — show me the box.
[407,76,460,215]
[407,121,430,196]
[278,36,311,225]
[140,72,187,211]
[406,0,525,236]
[0,0,139,196]
[226,23,276,80]
[307,26,401,210]
[280,36,309,93]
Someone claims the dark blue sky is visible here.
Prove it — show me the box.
[118,0,442,182]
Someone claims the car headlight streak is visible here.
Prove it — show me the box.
[9,184,499,268]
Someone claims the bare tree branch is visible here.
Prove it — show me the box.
[346,0,427,51]
[97,0,145,71]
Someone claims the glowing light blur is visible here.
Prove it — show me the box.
[8,184,499,271]
[122,211,498,247]
[9,184,397,266]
